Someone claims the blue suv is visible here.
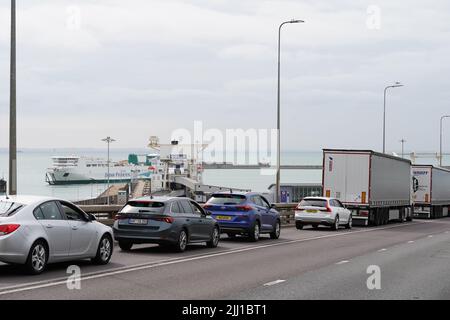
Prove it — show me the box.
[203,192,281,241]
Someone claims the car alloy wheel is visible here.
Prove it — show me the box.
[333,216,339,230]
[270,221,281,239]
[179,230,188,251]
[254,223,260,241]
[31,244,46,272]
[212,227,219,246]
[99,237,112,262]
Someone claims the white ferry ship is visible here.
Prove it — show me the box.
[45,154,161,185]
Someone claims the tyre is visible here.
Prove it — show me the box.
[295,222,303,230]
[345,215,352,229]
[270,220,281,239]
[373,211,380,226]
[332,216,340,231]
[206,226,220,248]
[398,210,404,223]
[227,233,236,239]
[174,229,188,252]
[118,240,133,251]
[92,234,113,265]
[24,240,48,275]
[312,224,320,229]
[249,221,260,242]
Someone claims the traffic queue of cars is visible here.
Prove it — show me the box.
[0,191,365,275]
[0,192,283,275]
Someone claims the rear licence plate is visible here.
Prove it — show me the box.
[306,209,319,213]
[129,219,148,225]
[216,215,232,221]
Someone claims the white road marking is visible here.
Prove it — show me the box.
[263,280,286,286]
[0,221,424,296]
[408,240,415,243]
[428,235,434,238]
[378,248,387,252]
[336,260,349,265]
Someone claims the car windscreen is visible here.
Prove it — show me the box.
[207,194,246,205]
[298,199,327,208]
[120,201,165,214]
[0,201,25,217]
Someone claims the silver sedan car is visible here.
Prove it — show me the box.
[0,195,113,274]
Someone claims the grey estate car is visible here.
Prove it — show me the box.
[113,197,220,252]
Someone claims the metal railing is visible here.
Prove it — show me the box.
[79,203,298,227]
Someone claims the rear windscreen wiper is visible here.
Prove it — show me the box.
[7,205,23,216]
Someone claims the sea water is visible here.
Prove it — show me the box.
[0,148,323,201]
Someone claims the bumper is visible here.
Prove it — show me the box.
[216,221,252,234]
[113,226,179,244]
[295,215,335,226]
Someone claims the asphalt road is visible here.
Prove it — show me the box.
[1,218,450,299]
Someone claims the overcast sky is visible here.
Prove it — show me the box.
[0,0,449,152]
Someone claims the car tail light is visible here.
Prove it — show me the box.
[319,206,332,213]
[153,216,174,224]
[0,224,20,236]
[236,205,252,211]
[114,214,126,220]
[203,205,211,210]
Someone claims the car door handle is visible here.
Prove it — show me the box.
[71,226,79,230]
[186,219,190,222]
[45,224,53,228]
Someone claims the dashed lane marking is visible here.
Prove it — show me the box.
[263,280,286,286]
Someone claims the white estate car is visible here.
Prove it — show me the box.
[295,197,352,230]
[0,195,113,274]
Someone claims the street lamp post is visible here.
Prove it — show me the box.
[9,0,17,195]
[275,19,304,203]
[399,139,406,158]
[440,115,450,167]
[102,136,116,205]
[383,82,403,154]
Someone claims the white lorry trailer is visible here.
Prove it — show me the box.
[411,165,450,218]
[322,149,413,226]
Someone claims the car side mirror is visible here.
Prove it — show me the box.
[270,204,276,209]
[87,213,97,221]
[204,210,212,216]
